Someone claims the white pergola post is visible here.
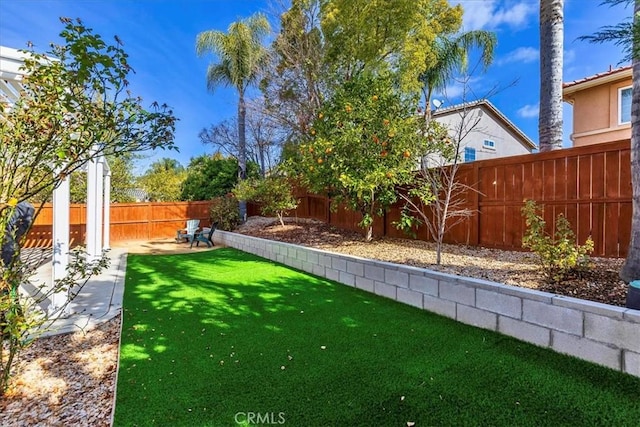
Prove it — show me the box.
[49,172,70,315]
[2,45,111,311]
[103,166,111,250]
[86,147,104,262]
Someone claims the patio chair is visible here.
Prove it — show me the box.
[191,222,218,248]
[176,219,200,243]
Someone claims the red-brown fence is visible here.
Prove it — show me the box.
[274,139,632,258]
[25,201,212,248]
[26,140,632,257]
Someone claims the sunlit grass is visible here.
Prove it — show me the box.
[114,248,640,426]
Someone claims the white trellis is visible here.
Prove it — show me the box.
[0,45,111,314]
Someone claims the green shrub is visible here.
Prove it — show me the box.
[210,194,241,231]
[233,176,299,227]
[521,200,594,283]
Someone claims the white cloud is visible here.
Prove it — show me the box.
[517,104,539,118]
[456,0,537,31]
[564,49,576,67]
[497,47,539,65]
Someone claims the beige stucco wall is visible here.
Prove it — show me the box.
[564,76,631,147]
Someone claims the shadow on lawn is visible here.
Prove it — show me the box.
[115,248,640,427]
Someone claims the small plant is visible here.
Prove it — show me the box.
[521,200,594,283]
[233,176,299,227]
[210,194,241,231]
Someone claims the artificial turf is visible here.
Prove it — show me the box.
[114,248,640,426]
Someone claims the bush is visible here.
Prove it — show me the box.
[521,200,594,283]
[233,176,299,227]
[210,194,241,231]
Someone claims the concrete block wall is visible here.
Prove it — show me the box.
[214,230,640,378]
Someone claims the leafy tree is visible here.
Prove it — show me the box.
[68,154,138,203]
[320,0,462,92]
[578,0,640,283]
[288,72,437,241]
[196,13,271,219]
[0,18,176,395]
[138,158,186,202]
[181,155,258,201]
[539,0,564,152]
[234,175,299,226]
[260,0,327,143]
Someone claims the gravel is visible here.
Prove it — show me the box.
[236,216,629,307]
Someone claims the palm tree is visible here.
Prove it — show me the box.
[538,0,564,152]
[578,0,640,286]
[623,0,640,283]
[196,13,270,220]
[419,30,496,123]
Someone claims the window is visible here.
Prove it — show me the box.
[619,86,632,124]
[483,139,495,150]
[464,147,476,162]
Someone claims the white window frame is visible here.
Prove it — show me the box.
[483,139,496,150]
[618,85,632,125]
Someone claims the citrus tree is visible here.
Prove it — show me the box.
[290,72,437,241]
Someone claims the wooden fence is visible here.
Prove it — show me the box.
[25,140,632,257]
[25,201,212,248]
[275,139,632,258]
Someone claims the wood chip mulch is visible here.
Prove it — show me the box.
[0,315,120,427]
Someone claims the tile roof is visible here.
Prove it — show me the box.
[563,65,632,90]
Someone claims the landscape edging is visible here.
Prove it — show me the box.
[214,230,640,378]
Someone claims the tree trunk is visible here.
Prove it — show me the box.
[365,224,373,242]
[620,0,640,283]
[539,0,564,152]
[238,90,247,221]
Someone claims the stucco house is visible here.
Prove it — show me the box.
[431,99,536,164]
[562,65,632,147]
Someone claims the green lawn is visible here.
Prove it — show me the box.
[114,248,640,426]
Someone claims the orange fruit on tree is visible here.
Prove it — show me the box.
[317,157,323,164]
[380,150,388,158]
[403,150,411,158]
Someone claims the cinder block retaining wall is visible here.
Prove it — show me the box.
[214,230,640,378]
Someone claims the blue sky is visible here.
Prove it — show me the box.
[0,0,632,173]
